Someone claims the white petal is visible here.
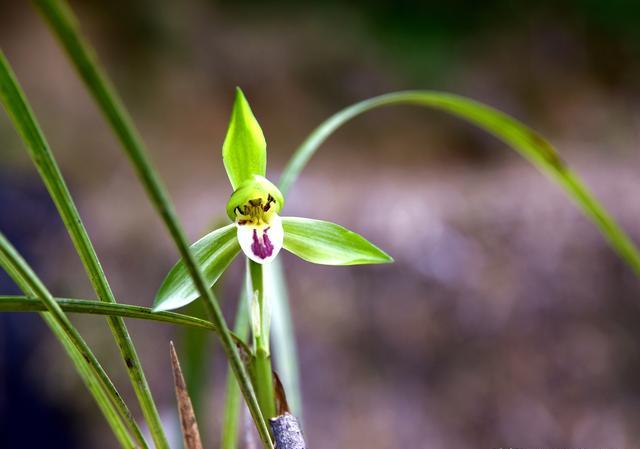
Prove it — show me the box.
[236,214,284,264]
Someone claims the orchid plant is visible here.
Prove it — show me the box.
[154,88,392,423]
[154,89,391,312]
[1,2,639,449]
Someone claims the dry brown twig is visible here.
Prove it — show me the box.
[169,341,204,449]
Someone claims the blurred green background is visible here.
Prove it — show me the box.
[1,1,640,448]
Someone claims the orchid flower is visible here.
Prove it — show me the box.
[154,89,392,312]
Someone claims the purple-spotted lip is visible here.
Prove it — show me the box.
[235,214,284,264]
[251,227,274,259]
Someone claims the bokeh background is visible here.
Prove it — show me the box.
[1,1,640,448]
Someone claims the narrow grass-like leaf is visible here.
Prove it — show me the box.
[50,316,136,449]
[0,295,252,353]
[0,256,135,449]
[221,275,251,449]
[279,91,640,275]
[0,49,167,449]
[223,88,268,190]
[34,2,273,445]
[0,295,214,329]
[0,234,147,449]
[155,224,241,311]
[282,217,393,265]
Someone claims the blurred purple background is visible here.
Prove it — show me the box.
[1,1,640,448]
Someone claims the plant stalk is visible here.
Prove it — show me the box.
[249,261,276,424]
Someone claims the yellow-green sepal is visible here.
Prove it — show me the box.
[282,217,393,265]
[154,224,241,311]
[222,88,267,190]
[226,174,285,221]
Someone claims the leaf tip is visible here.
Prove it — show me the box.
[363,248,394,265]
[232,86,251,115]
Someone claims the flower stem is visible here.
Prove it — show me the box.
[249,261,276,423]
[253,349,276,422]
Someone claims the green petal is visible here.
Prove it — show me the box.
[154,224,241,311]
[222,88,267,190]
[282,217,393,265]
[226,174,284,221]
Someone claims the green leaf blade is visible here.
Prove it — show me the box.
[282,217,393,265]
[155,224,241,311]
[0,48,152,449]
[223,88,267,190]
[278,91,640,276]
[35,3,273,446]
[0,233,146,449]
